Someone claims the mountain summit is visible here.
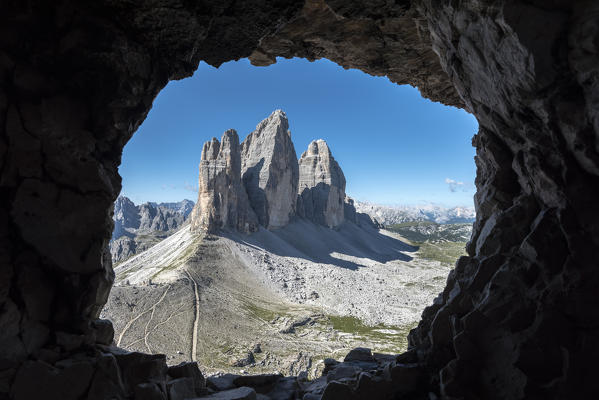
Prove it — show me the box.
[190,110,367,233]
[190,129,259,233]
[297,139,346,228]
[241,109,299,229]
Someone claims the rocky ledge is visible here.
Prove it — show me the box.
[10,320,415,400]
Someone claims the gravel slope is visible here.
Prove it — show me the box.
[103,220,453,376]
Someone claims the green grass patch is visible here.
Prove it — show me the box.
[239,297,301,324]
[415,241,467,266]
[243,302,282,323]
[329,315,387,337]
[328,315,417,353]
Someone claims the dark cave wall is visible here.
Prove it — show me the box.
[0,1,304,397]
[0,0,598,399]
[407,1,599,398]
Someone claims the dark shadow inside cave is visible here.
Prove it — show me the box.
[2,1,597,399]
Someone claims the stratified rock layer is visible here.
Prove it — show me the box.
[191,130,258,233]
[297,139,346,228]
[241,110,299,229]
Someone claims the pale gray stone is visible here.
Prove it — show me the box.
[190,130,258,233]
[241,110,299,229]
[297,139,345,228]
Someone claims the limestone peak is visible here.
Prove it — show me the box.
[191,111,353,232]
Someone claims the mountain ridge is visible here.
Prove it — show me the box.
[354,200,475,225]
[110,197,195,263]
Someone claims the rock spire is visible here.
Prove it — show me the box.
[297,139,346,228]
[191,111,359,233]
[240,110,299,229]
[190,129,258,233]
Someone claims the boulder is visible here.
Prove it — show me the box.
[233,373,282,389]
[168,361,206,395]
[207,374,239,392]
[297,139,346,228]
[198,386,256,400]
[321,381,356,400]
[167,377,197,400]
[230,351,255,367]
[343,347,374,363]
[191,130,259,233]
[241,110,299,229]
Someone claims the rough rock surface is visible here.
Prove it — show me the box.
[241,110,299,229]
[297,139,346,228]
[110,236,137,264]
[248,0,462,108]
[191,130,259,233]
[138,203,188,232]
[2,0,599,399]
[112,196,141,240]
[343,196,381,229]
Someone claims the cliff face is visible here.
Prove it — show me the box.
[190,130,258,233]
[297,139,346,228]
[112,196,140,240]
[192,112,361,233]
[240,110,299,229]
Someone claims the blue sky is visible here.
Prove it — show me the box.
[120,58,478,207]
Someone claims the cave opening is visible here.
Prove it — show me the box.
[104,56,479,377]
[3,1,597,398]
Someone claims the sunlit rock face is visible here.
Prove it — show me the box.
[297,139,346,228]
[1,0,598,399]
[241,110,299,230]
[190,130,258,233]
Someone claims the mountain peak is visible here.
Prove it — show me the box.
[241,110,298,229]
[191,112,362,232]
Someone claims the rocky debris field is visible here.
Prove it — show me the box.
[226,220,451,327]
[102,219,453,379]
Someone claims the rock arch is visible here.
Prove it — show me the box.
[1,0,597,398]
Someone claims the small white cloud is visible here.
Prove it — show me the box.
[445,178,471,192]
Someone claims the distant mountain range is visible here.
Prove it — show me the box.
[110,196,194,263]
[354,201,475,225]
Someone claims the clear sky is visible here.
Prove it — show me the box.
[120,57,478,207]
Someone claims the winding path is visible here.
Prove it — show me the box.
[185,269,201,362]
[116,285,171,347]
